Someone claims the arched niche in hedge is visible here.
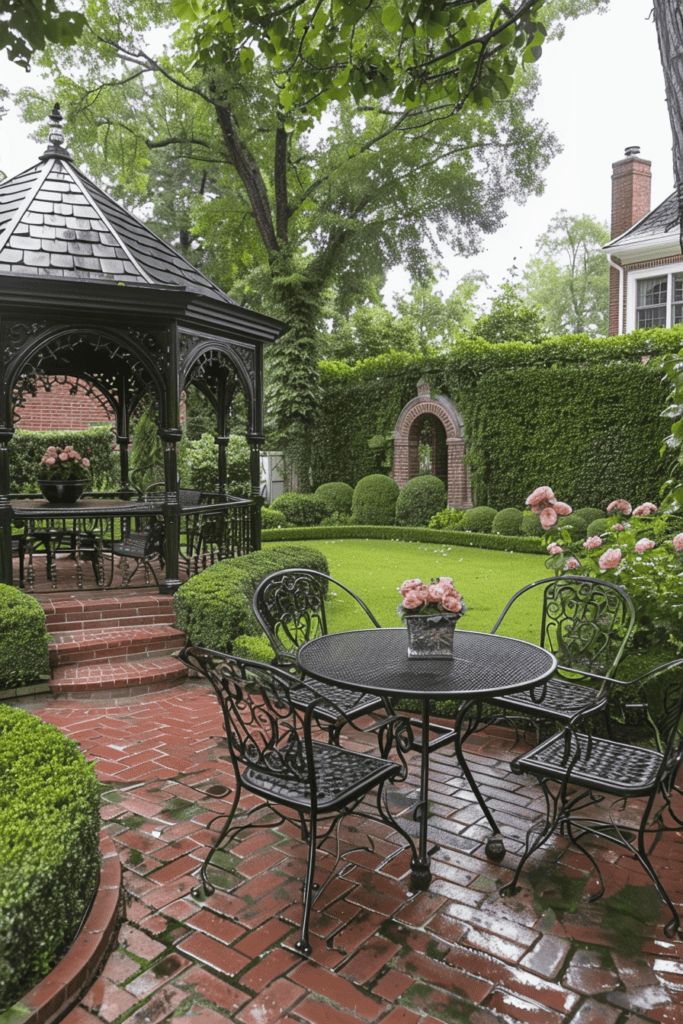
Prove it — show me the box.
[393,379,472,509]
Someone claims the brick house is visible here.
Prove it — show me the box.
[605,147,682,334]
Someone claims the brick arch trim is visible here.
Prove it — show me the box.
[393,393,472,508]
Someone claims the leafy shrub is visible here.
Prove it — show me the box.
[232,633,275,662]
[0,585,49,688]
[261,506,287,529]
[395,475,446,526]
[461,506,497,533]
[260,524,543,554]
[428,507,466,530]
[321,511,351,525]
[315,482,354,516]
[574,507,603,527]
[587,517,611,537]
[174,544,329,651]
[492,507,523,536]
[352,474,399,525]
[521,510,544,537]
[559,512,588,537]
[10,427,116,493]
[0,706,100,1010]
[271,491,327,525]
[184,433,250,496]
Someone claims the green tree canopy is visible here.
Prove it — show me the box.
[473,277,546,343]
[0,1,84,69]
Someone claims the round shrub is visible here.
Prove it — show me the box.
[270,491,327,526]
[560,512,590,537]
[0,585,49,688]
[395,475,446,526]
[315,482,354,516]
[492,507,523,536]
[521,510,544,537]
[574,507,603,527]
[261,506,287,529]
[0,706,100,1010]
[351,474,399,525]
[428,507,466,530]
[587,517,612,537]
[232,633,275,662]
[460,506,497,533]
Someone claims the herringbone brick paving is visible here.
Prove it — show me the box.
[33,685,683,1024]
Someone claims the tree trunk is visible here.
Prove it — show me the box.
[653,0,683,248]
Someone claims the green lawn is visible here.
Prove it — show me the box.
[277,539,547,642]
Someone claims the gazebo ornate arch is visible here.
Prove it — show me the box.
[393,379,472,508]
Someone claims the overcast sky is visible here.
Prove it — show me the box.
[0,0,674,304]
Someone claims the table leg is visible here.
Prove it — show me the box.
[453,698,506,862]
[410,701,433,891]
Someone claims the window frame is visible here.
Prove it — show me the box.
[627,263,683,331]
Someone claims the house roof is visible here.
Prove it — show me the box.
[605,190,678,251]
[0,106,235,307]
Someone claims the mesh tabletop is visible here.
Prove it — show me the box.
[11,497,164,518]
[298,628,556,700]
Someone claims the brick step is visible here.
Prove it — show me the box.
[50,656,188,696]
[40,591,177,631]
[49,625,186,667]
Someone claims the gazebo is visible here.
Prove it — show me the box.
[0,106,285,592]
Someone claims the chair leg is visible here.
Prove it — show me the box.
[296,810,318,956]
[193,781,242,898]
[500,780,561,897]
[635,816,682,937]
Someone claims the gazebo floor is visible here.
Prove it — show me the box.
[29,685,683,1024]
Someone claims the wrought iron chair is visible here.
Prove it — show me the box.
[488,576,636,730]
[181,646,417,955]
[111,518,165,586]
[502,659,683,937]
[252,568,390,743]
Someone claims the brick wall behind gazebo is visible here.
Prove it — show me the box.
[16,380,112,431]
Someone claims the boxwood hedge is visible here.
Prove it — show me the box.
[0,706,100,1010]
[10,426,117,493]
[174,544,329,651]
[261,525,544,554]
[0,584,50,688]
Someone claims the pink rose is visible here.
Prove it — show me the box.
[526,485,555,510]
[554,501,573,517]
[437,576,454,587]
[58,451,69,461]
[612,522,627,532]
[427,583,449,603]
[44,456,56,465]
[634,538,655,554]
[402,591,424,610]
[399,578,423,595]
[82,458,90,468]
[583,535,603,550]
[547,543,563,555]
[673,533,683,553]
[607,499,632,516]
[564,557,580,570]
[46,446,57,455]
[633,502,658,517]
[598,547,622,570]
[442,594,463,613]
[539,506,558,529]
[414,585,430,604]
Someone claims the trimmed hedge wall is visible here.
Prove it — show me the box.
[10,426,117,493]
[308,328,681,508]
[0,706,100,1010]
[0,584,50,688]
[262,525,544,554]
[174,544,329,651]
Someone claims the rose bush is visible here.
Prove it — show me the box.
[397,576,466,619]
[38,445,91,481]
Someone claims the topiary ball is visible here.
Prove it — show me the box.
[428,507,466,530]
[521,510,544,537]
[460,505,497,533]
[315,481,354,516]
[261,506,287,529]
[491,507,523,536]
[587,517,612,537]
[270,492,327,526]
[351,474,399,525]
[574,507,603,527]
[395,475,446,526]
[558,512,587,537]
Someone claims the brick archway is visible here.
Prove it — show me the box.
[393,379,472,508]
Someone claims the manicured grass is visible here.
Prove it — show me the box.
[273,539,547,642]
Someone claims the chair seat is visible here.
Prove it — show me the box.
[491,677,603,721]
[290,678,383,722]
[244,739,398,811]
[513,730,663,796]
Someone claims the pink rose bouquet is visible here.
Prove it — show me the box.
[525,484,573,531]
[398,577,466,620]
[633,502,658,517]
[39,445,91,481]
[606,499,632,517]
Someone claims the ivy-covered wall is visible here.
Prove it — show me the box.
[307,327,682,508]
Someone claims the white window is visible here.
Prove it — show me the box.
[627,264,683,331]
[673,274,683,324]
[636,276,667,328]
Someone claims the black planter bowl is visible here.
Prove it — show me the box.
[38,479,89,504]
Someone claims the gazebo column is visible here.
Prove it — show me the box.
[159,327,181,593]
[116,378,132,498]
[0,426,14,586]
[215,376,229,497]
[247,432,264,550]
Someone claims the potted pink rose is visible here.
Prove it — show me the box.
[38,445,91,504]
[398,577,466,659]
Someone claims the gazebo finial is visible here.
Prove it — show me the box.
[39,102,73,163]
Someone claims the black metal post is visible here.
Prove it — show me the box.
[215,374,228,497]
[247,432,263,551]
[0,425,14,585]
[116,374,132,498]
[159,325,181,593]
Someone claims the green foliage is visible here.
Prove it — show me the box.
[586,517,612,537]
[130,403,164,492]
[0,706,99,1010]
[174,544,328,651]
[492,507,523,535]
[473,281,546,344]
[352,474,399,525]
[428,507,467,530]
[0,3,85,69]
[261,524,543,555]
[314,482,354,516]
[661,345,683,508]
[0,585,49,688]
[232,633,275,662]
[261,506,287,529]
[559,512,587,537]
[10,427,116,493]
[521,509,544,536]
[395,475,446,526]
[461,506,497,533]
[574,506,604,526]
[271,492,327,526]
[183,433,251,496]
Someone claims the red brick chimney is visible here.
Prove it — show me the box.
[608,147,652,334]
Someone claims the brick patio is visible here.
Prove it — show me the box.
[31,684,683,1024]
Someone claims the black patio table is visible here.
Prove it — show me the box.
[297,627,556,891]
